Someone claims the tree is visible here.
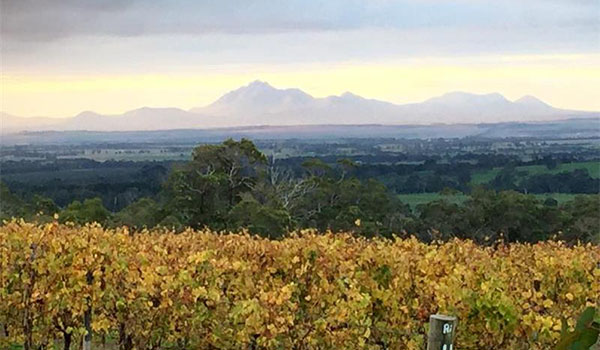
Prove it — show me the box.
[464,189,554,243]
[301,158,331,178]
[163,139,267,229]
[489,165,518,191]
[228,194,291,238]
[0,182,30,220]
[29,195,59,216]
[456,168,472,188]
[263,163,316,213]
[60,198,111,225]
[112,198,162,229]
[519,169,599,194]
[291,163,409,237]
[559,195,600,243]
[414,200,467,241]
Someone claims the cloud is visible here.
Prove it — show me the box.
[1,1,352,41]
[1,0,597,75]
[2,0,597,41]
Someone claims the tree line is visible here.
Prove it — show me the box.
[1,139,598,243]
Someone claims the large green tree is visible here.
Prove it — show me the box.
[290,160,410,237]
[164,138,267,229]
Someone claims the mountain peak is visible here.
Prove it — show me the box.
[340,91,361,99]
[515,95,552,107]
[247,80,273,89]
[201,80,314,116]
[249,80,270,86]
[74,111,102,119]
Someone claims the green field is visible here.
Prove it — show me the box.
[471,161,600,184]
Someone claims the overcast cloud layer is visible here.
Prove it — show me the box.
[2,0,598,40]
[1,0,598,71]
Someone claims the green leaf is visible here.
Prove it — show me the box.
[556,308,600,350]
[556,331,581,350]
[576,307,596,331]
[579,329,600,348]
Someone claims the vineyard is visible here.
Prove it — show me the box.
[1,221,599,350]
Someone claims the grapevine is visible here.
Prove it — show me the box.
[1,220,598,349]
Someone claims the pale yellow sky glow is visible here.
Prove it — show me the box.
[2,54,599,118]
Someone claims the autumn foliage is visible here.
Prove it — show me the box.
[1,220,598,349]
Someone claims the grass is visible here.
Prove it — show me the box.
[470,170,499,185]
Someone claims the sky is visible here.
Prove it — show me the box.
[1,0,599,118]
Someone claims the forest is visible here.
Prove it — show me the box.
[2,138,599,243]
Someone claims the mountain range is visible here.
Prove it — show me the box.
[2,81,597,133]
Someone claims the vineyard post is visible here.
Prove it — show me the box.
[427,314,457,350]
[83,270,93,350]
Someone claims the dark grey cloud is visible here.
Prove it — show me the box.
[1,0,137,40]
[1,0,354,41]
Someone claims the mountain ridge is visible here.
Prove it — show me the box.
[2,81,597,133]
